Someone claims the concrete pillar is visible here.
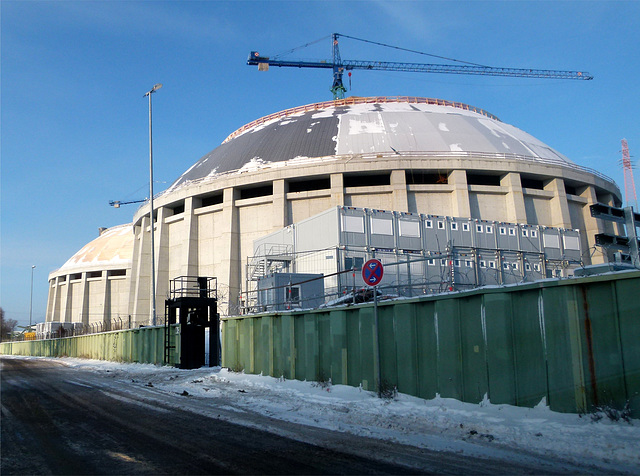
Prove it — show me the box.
[391,170,408,212]
[220,187,241,315]
[45,279,55,322]
[79,272,89,326]
[62,275,73,323]
[330,173,345,207]
[272,179,288,228]
[50,278,61,322]
[182,197,199,277]
[155,207,170,320]
[100,272,109,328]
[501,173,527,224]
[546,178,572,229]
[131,219,150,324]
[580,185,607,265]
[449,170,471,218]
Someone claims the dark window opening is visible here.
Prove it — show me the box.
[564,183,578,195]
[169,202,185,215]
[199,194,223,208]
[467,174,501,186]
[521,177,545,190]
[288,177,330,193]
[239,184,273,200]
[406,171,448,184]
[88,271,102,279]
[345,256,365,270]
[70,273,82,280]
[108,269,127,277]
[58,275,66,282]
[344,173,390,188]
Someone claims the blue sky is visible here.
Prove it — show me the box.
[2,0,639,328]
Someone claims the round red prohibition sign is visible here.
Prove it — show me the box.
[362,259,384,287]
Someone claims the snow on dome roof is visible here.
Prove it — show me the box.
[56,224,133,274]
[169,96,573,190]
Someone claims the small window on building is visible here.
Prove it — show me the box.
[451,222,458,231]
[486,225,493,234]
[437,221,445,230]
[454,259,461,267]
[479,260,486,268]
[489,261,496,269]
[285,285,301,304]
[513,262,519,270]
[345,256,364,270]
[500,227,507,235]
[508,228,516,236]
[503,262,510,270]
[525,263,532,271]
[88,271,102,279]
[534,263,541,272]
[441,258,448,266]
[522,229,529,237]
[108,269,127,277]
[427,258,435,266]
[531,230,538,238]
[476,224,483,233]
[426,219,433,229]
[465,260,474,268]
[462,223,470,232]
[70,273,82,281]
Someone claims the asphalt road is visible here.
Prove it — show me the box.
[0,357,589,475]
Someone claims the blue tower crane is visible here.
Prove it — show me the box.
[248,33,593,100]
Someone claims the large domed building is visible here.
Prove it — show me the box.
[46,96,622,325]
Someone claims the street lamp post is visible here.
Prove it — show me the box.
[29,265,36,331]
[145,83,162,326]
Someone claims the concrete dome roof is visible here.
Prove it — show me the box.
[169,96,573,190]
[55,224,133,275]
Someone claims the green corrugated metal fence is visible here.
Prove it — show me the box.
[222,271,640,416]
[0,325,179,365]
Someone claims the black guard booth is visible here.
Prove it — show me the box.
[165,276,219,369]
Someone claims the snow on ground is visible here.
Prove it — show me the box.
[9,356,639,473]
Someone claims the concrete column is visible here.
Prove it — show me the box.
[131,219,150,324]
[220,187,241,315]
[391,170,408,212]
[330,173,345,207]
[45,279,55,322]
[62,276,73,323]
[79,272,89,326]
[182,197,199,277]
[580,185,607,265]
[501,173,527,224]
[449,170,471,218]
[546,178,572,229]
[155,207,170,319]
[50,278,61,322]
[100,272,110,328]
[272,179,288,228]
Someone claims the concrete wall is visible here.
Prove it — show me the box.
[47,154,621,324]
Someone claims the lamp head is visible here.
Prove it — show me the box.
[145,83,163,96]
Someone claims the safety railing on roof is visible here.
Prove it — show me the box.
[222,96,501,144]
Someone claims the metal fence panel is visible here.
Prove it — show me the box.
[434,299,463,400]
[615,277,640,415]
[578,283,627,410]
[511,290,547,407]
[459,295,487,403]
[414,300,438,400]
[483,293,516,405]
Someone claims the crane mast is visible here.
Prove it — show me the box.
[248,33,593,99]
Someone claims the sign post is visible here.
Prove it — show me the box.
[362,259,384,396]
